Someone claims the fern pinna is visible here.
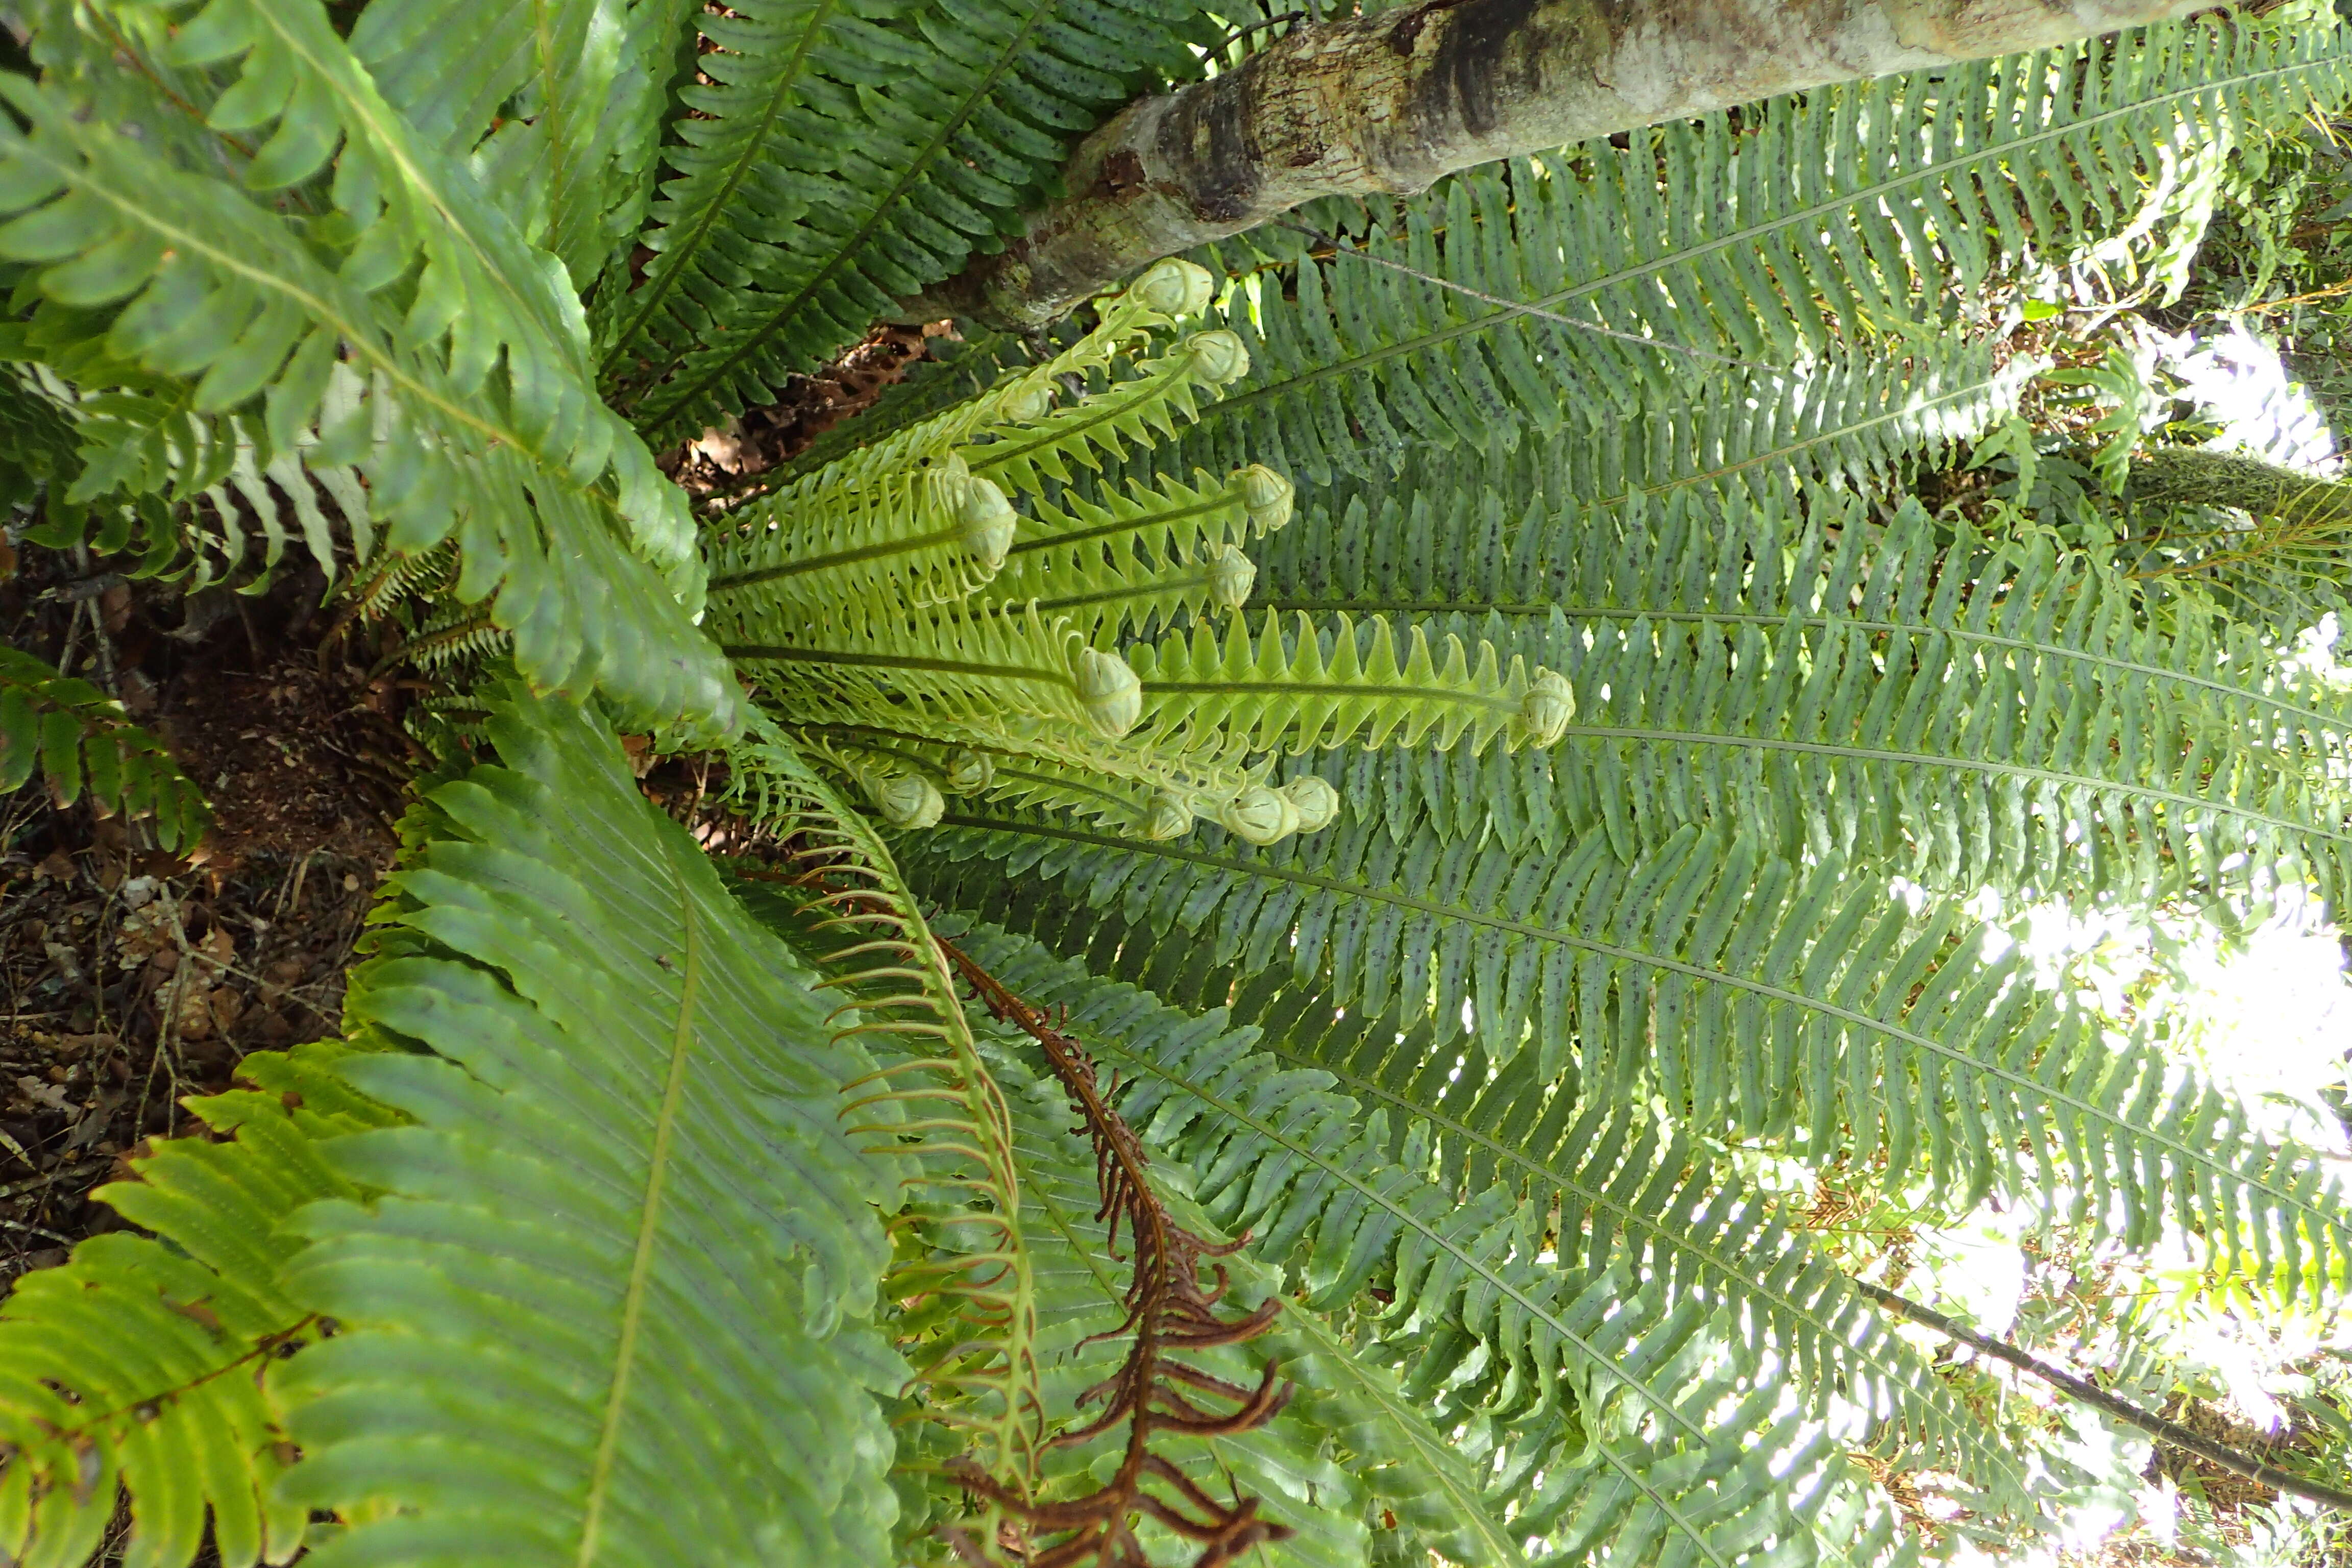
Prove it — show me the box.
[4,2,2352,1566]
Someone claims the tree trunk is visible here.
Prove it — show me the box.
[2127,445,2352,529]
[932,0,2195,329]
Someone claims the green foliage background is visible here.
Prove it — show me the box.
[2,1,2351,1564]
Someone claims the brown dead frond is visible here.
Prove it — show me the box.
[937,940,1295,1568]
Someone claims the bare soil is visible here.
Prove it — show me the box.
[0,543,408,1285]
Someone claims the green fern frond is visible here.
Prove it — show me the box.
[389,606,508,675]
[29,392,371,594]
[705,278,1263,629]
[961,329,1253,496]
[722,597,1146,740]
[0,1042,399,1568]
[0,361,83,509]
[916,818,2352,1303]
[1169,20,2352,484]
[1130,609,1574,761]
[274,689,902,1565]
[705,451,1018,616]
[0,38,737,737]
[986,536,1260,648]
[946,920,1875,1568]
[784,718,1257,839]
[972,464,1291,643]
[1264,463,2352,912]
[1266,1307,1524,1568]
[0,646,211,850]
[347,0,676,288]
[718,731,1047,1508]
[602,0,1215,438]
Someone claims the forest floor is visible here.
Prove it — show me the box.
[0,323,939,1290]
[0,542,409,1287]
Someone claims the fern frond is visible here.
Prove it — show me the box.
[347,0,676,288]
[987,538,1261,649]
[1268,463,2352,911]
[721,598,1145,740]
[945,920,1879,1568]
[0,646,211,850]
[704,281,1264,632]
[756,256,1228,491]
[916,818,2352,1304]
[1169,20,2352,484]
[718,731,1047,1511]
[0,361,84,509]
[0,1043,399,1568]
[0,44,737,737]
[785,719,1257,840]
[972,464,1290,643]
[602,0,1214,438]
[1267,1307,1526,1568]
[705,451,1017,616]
[980,1032,1368,1568]
[274,689,900,1564]
[962,330,1253,497]
[1130,609,1574,761]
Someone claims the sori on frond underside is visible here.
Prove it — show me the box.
[701,259,1576,846]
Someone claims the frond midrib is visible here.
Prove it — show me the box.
[574,850,703,1567]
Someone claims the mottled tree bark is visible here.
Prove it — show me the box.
[2128,446,2352,529]
[933,0,2197,328]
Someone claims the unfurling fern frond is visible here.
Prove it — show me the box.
[975,468,1288,645]
[0,1043,399,1568]
[0,646,210,849]
[1130,610,1574,762]
[701,295,1260,625]
[713,264,1578,849]
[274,689,900,1565]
